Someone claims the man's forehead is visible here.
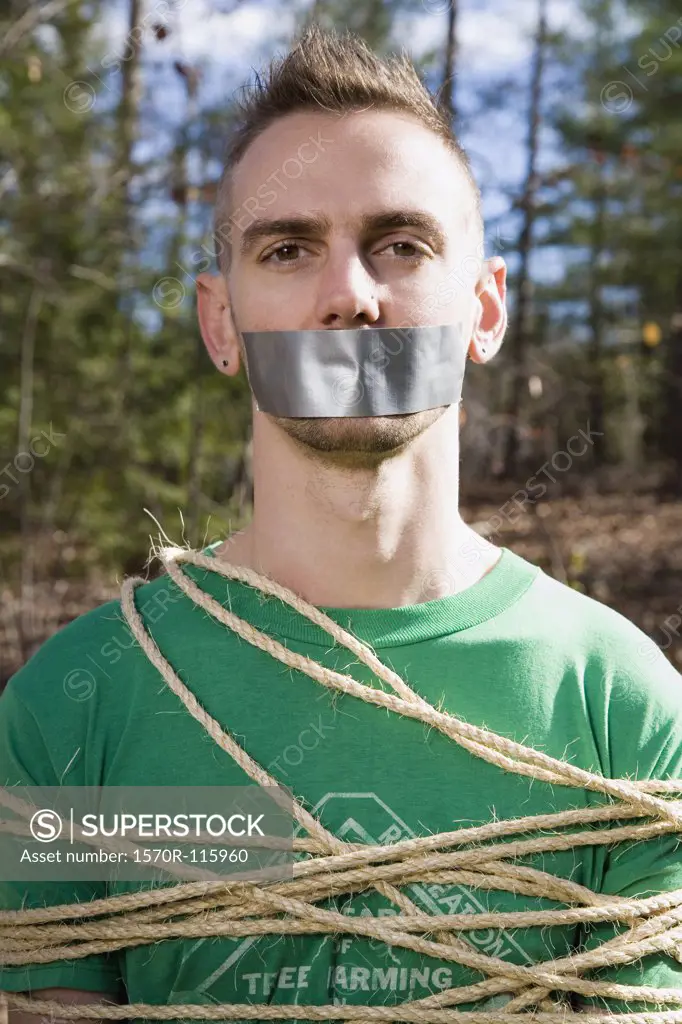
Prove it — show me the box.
[234,106,452,158]
[224,109,480,255]
[230,109,470,200]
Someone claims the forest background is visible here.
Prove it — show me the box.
[1,0,682,685]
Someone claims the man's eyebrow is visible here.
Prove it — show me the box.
[359,210,447,251]
[238,209,447,256]
[239,214,332,255]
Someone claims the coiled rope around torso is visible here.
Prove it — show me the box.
[2,545,682,1024]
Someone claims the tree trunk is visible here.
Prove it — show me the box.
[115,0,143,371]
[661,274,682,493]
[117,0,143,219]
[440,0,459,127]
[500,0,548,479]
[587,166,607,459]
[16,285,42,664]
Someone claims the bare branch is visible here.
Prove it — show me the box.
[0,0,81,56]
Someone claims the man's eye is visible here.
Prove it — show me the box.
[382,241,429,260]
[263,243,302,263]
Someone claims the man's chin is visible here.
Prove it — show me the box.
[269,407,449,465]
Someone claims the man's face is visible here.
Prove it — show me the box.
[225,109,483,464]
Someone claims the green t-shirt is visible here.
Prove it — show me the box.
[1,544,682,1015]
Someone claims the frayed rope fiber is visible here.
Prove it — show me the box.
[2,546,682,1022]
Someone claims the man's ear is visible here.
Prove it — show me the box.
[196,272,242,375]
[468,256,508,364]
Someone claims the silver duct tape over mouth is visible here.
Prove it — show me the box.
[240,323,467,418]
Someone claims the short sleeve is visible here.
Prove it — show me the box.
[0,679,124,996]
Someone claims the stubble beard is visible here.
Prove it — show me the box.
[269,406,450,469]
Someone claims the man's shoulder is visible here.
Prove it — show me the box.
[505,558,682,779]
[3,572,173,710]
[522,560,682,712]
[524,560,669,661]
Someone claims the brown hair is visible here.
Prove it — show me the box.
[212,24,482,273]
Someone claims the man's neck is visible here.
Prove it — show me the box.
[215,412,501,609]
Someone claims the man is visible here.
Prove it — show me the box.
[2,24,681,1023]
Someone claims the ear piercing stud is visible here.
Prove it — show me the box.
[222,358,229,367]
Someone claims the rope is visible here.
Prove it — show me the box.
[2,545,682,1023]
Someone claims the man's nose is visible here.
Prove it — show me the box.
[313,249,381,328]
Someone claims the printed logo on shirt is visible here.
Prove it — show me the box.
[173,791,532,1004]
[307,792,533,967]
